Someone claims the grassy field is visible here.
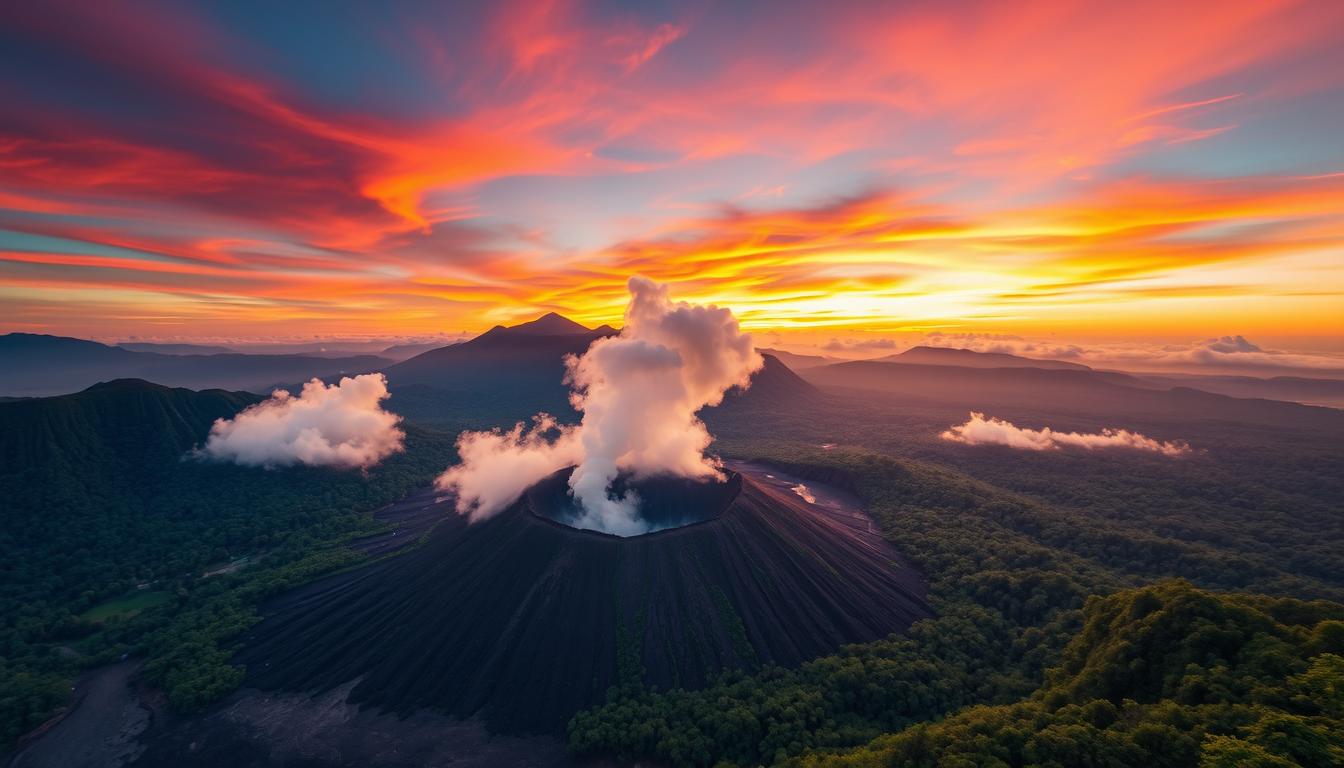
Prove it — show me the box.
[80,591,173,622]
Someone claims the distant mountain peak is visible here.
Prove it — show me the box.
[505,312,592,336]
[902,345,979,357]
[83,378,169,392]
[1,331,119,350]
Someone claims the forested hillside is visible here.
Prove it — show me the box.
[0,380,457,747]
[570,376,1344,768]
[3,371,1340,767]
[801,583,1344,767]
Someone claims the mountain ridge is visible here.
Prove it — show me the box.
[0,378,260,478]
[0,333,390,397]
[802,359,1343,429]
[880,345,1092,371]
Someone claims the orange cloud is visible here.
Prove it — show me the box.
[2,0,1343,341]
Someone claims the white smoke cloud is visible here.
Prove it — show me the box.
[436,277,763,535]
[940,412,1191,456]
[197,374,405,469]
[436,414,582,522]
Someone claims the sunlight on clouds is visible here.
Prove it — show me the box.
[1,0,1342,341]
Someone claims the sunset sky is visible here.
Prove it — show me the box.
[2,0,1342,353]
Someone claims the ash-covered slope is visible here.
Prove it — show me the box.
[238,470,929,734]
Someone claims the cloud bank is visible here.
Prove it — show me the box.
[437,277,763,535]
[922,332,1087,360]
[823,337,897,354]
[1091,335,1342,372]
[940,412,1190,456]
[198,374,405,468]
[919,333,1344,375]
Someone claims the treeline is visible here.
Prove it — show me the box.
[799,583,1344,767]
[707,396,1344,602]
[567,443,1344,767]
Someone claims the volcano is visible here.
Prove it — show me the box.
[238,467,929,734]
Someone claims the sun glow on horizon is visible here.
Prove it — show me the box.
[1,0,1342,344]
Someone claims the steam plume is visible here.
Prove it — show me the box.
[198,374,405,468]
[940,412,1190,456]
[440,414,582,522]
[437,277,763,535]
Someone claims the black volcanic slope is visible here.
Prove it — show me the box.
[238,470,929,734]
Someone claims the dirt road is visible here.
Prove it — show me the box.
[8,661,148,768]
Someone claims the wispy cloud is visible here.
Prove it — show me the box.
[941,412,1191,456]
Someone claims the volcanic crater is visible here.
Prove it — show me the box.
[238,464,931,734]
[527,467,741,533]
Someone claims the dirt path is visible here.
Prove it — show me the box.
[11,666,570,768]
[8,661,148,768]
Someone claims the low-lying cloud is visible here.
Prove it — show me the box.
[1202,334,1261,354]
[922,332,1086,360]
[940,412,1190,456]
[437,276,763,536]
[823,337,897,354]
[920,332,1344,375]
[197,374,405,468]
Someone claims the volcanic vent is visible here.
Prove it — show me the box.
[238,466,931,734]
[527,467,741,532]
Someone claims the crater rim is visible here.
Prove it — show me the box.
[522,466,743,538]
